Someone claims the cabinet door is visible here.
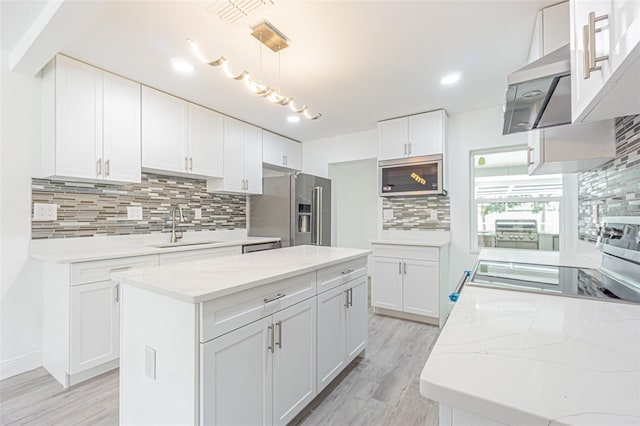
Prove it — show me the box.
[141,86,187,174]
[571,0,613,123]
[610,0,640,75]
[282,137,302,171]
[222,116,246,193]
[54,55,103,180]
[316,284,347,393]
[402,259,439,317]
[371,256,403,311]
[102,72,141,183]
[244,124,263,195]
[201,316,273,426]
[69,280,119,374]
[262,131,283,167]
[378,118,408,161]
[527,130,543,174]
[345,275,368,363]
[408,111,444,157]
[272,298,317,426]
[187,103,223,178]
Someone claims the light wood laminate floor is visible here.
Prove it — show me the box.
[1,312,440,426]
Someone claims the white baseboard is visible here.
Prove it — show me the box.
[0,351,43,380]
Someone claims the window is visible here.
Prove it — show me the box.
[471,146,563,251]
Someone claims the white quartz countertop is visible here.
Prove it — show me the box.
[477,248,601,269]
[370,239,450,247]
[114,245,372,304]
[30,235,280,263]
[370,231,451,248]
[420,285,640,426]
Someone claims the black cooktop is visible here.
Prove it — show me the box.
[471,260,640,304]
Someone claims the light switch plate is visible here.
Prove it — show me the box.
[428,209,439,221]
[145,346,156,380]
[127,206,143,220]
[33,203,57,221]
[383,209,394,220]
[194,208,202,220]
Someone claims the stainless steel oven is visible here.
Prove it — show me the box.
[379,154,444,197]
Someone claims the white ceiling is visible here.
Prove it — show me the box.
[2,0,557,142]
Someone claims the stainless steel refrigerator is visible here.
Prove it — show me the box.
[248,173,331,247]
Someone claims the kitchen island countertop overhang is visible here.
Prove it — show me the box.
[113,245,372,303]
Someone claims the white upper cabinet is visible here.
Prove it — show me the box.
[570,0,640,123]
[141,86,187,174]
[187,103,223,177]
[208,116,263,195]
[527,119,616,175]
[262,130,302,171]
[41,55,141,183]
[378,110,447,161]
[142,87,223,178]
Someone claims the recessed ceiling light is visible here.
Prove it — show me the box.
[171,58,194,74]
[440,73,461,86]
[287,115,300,123]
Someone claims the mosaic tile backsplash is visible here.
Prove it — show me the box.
[32,173,246,239]
[382,195,451,231]
[578,115,640,242]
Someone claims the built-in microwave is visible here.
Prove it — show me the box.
[379,154,445,197]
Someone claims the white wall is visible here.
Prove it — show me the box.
[0,50,43,379]
[302,129,377,178]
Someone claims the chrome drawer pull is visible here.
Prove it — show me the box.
[264,293,285,304]
[341,269,354,275]
[110,266,132,273]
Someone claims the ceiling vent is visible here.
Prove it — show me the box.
[209,0,276,24]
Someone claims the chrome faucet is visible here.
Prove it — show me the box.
[170,206,185,243]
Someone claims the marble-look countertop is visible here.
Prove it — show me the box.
[114,245,372,304]
[30,231,280,263]
[477,248,601,269]
[370,231,451,247]
[420,285,640,426]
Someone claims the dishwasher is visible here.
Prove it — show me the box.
[241,241,281,254]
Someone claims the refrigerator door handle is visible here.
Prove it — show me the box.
[313,186,323,246]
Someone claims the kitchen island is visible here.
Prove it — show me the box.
[114,245,371,425]
[420,284,640,426]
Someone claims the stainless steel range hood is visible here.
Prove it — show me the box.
[503,44,571,135]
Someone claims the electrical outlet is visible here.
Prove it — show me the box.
[429,209,439,221]
[194,208,202,220]
[145,346,156,380]
[383,209,394,220]
[33,203,57,221]
[127,206,143,220]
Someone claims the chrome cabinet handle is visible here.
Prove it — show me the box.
[275,320,282,349]
[188,156,193,171]
[184,156,189,171]
[264,293,285,304]
[348,288,353,308]
[583,11,609,79]
[403,262,407,275]
[268,324,274,353]
[245,179,249,190]
[403,143,407,155]
[399,261,402,274]
[114,285,119,303]
[105,159,110,176]
[341,269,354,275]
[408,143,412,155]
[110,266,132,273]
[96,159,102,177]
[345,289,350,308]
[527,146,534,166]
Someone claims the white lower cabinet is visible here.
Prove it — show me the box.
[202,297,317,426]
[371,243,449,326]
[69,280,120,374]
[201,316,273,426]
[317,274,368,393]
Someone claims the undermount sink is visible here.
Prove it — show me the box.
[148,241,224,249]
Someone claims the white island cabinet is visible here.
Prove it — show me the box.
[115,245,370,426]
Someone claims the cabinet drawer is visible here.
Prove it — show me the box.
[317,258,367,293]
[200,272,316,342]
[71,255,158,285]
[158,245,240,265]
[372,244,439,261]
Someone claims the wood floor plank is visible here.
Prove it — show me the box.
[1,311,440,426]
